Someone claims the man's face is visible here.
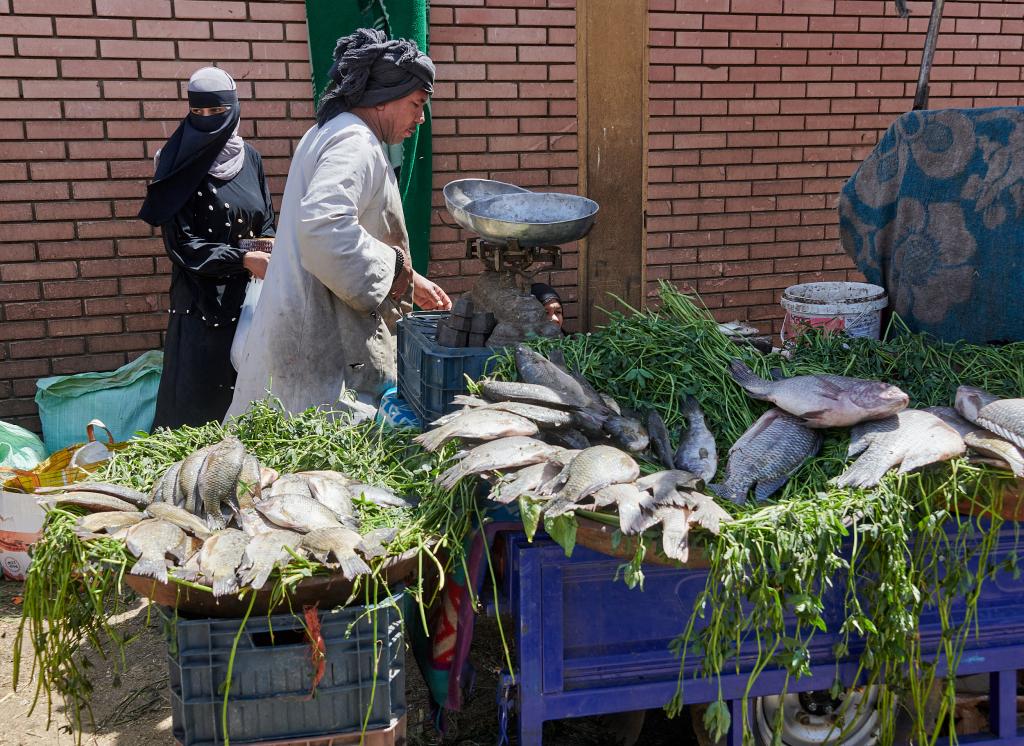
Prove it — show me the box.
[544,300,564,328]
[376,90,429,145]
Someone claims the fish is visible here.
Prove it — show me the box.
[929,406,1024,478]
[254,492,350,532]
[300,527,372,580]
[348,484,416,509]
[514,345,605,411]
[956,386,1024,450]
[545,428,591,450]
[728,359,909,428]
[39,491,139,513]
[571,408,609,438]
[267,473,315,501]
[435,399,576,430]
[544,445,640,517]
[604,414,649,452]
[436,436,567,489]
[145,502,213,539]
[710,408,823,504]
[236,455,263,501]
[414,409,540,451]
[600,394,622,415]
[198,528,250,597]
[544,348,614,412]
[150,462,183,505]
[125,519,191,584]
[834,409,965,489]
[489,461,564,504]
[37,482,150,508]
[654,506,693,562]
[591,483,657,535]
[480,380,583,410]
[646,410,675,469]
[684,491,732,535]
[74,510,144,537]
[177,445,215,513]
[303,472,356,522]
[674,395,718,483]
[636,470,701,505]
[198,437,247,529]
[237,528,304,590]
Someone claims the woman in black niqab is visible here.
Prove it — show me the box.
[140,67,277,430]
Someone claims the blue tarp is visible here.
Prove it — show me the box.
[840,107,1024,344]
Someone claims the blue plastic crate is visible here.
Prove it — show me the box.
[165,594,406,746]
[396,312,499,424]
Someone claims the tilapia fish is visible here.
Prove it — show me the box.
[415,408,540,452]
[710,408,823,504]
[545,428,591,450]
[544,445,640,517]
[300,527,371,580]
[199,528,250,597]
[480,380,583,410]
[481,401,578,429]
[125,519,191,584]
[636,470,701,505]
[489,461,564,504]
[302,472,356,521]
[145,502,212,539]
[834,409,965,489]
[267,473,315,501]
[674,395,718,483]
[956,386,1024,450]
[236,455,263,502]
[348,484,416,509]
[177,445,215,512]
[591,483,656,535]
[926,406,1024,476]
[255,492,350,532]
[237,528,303,590]
[151,461,183,505]
[37,482,150,508]
[40,491,138,513]
[729,360,909,428]
[198,437,247,529]
[514,345,605,411]
[74,510,144,537]
[646,410,675,469]
[436,436,567,489]
[654,506,693,562]
[604,414,649,452]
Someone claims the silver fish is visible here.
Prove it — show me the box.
[834,409,965,489]
[673,395,718,483]
[198,437,246,529]
[489,461,564,504]
[415,408,540,452]
[236,455,263,502]
[436,436,567,489]
[604,414,649,452]
[683,491,732,535]
[145,502,213,539]
[267,473,315,501]
[37,481,150,508]
[636,470,701,506]
[74,510,144,537]
[150,461,183,505]
[177,445,215,512]
[480,380,582,410]
[928,406,1024,477]
[544,445,640,517]
[237,528,303,590]
[956,386,1024,450]
[125,519,191,584]
[654,506,693,563]
[40,491,138,513]
[543,347,611,412]
[199,529,250,597]
[303,472,356,522]
[255,492,350,532]
[485,401,577,429]
[646,410,675,469]
[300,527,372,580]
[729,359,909,428]
[348,484,416,509]
[591,482,656,535]
[514,345,604,411]
[545,428,590,450]
[571,408,609,438]
[710,408,822,504]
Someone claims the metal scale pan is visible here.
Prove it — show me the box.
[443,178,528,230]
[461,192,599,247]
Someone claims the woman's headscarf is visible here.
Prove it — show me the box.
[138,67,245,227]
[531,283,562,306]
[316,28,435,127]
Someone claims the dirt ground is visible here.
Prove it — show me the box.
[0,578,695,746]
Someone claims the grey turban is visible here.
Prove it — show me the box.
[316,28,435,127]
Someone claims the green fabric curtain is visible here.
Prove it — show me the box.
[303,0,433,275]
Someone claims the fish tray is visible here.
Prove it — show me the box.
[174,715,405,746]
[396,312,499,425]
[166,591,406,746]
[572,513,709,569]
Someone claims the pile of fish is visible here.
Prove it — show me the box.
[413,346,733,563]
[36,438,416,596]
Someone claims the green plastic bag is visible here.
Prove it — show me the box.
[0,420,47,470]
[35,350,163,453]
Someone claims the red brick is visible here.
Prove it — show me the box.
[17,37,97,58]
[4,16,55,35]
[0,163,27,180]
[5,299,82,321]
[137,19,211,38]
[174,0,246,19]
[0,58,58,80]
[47,317,123,337]
[50,353,125,376]
[120,277,170,295]
[250,42,308,60]
[250,2,306,21]
[22,80,102,99]
[76,220,152,239]
[84,296,162,316]
[56,17,136,37]
[65,100,140,119]
[0,140,65,159]
[9,338,86,359]
[102,39,177,59]
[12,0,91,12]
[0,282,41,303]
[78,258,154,278]
[126,312,170,333]
[1,260,77,282]
[517,9,574,25]
[96,0,171,15]
[0,181,68,201]
[44,279,118,300]
[0,203,34,222]
[486,27,546,44]
[60,59,140,80]
[455,7,516,23]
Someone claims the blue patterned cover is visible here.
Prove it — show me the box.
[840,107,1024,344]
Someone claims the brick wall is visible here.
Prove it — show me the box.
[0,0,311,430]
[647,0,1024,333]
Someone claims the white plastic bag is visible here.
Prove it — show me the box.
[230,278,263,371]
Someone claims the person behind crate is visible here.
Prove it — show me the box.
[226,28,452,422]
[531,282,565,330]
[138,66,276,430]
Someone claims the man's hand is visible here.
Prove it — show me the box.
[242,250,271,280]
[389,245,413,300]
[412,272,453,311]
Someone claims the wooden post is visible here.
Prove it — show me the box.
[576,0,648,329]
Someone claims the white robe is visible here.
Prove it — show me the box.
[226,113,407,421]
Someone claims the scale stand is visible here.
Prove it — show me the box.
[465,237,562,277]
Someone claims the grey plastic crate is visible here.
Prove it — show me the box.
[165,594,406,746]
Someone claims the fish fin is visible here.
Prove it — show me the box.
[543,496,578,518]
[978,419,1024,450]
[832,449,890,489]
[797,409,831,425]
[436,464,465,490]
[708,481,745,505]
[547,348,567,369]
[238,565,270,591]
[768,367,785,381]
[212,573,240,598]
[130,557,169,584]
[356,539,386,560]
[680,394,700,418]
[337,554,371,581]
[618,502,648,535]
[753,475,789,502]
[206,511,228,532]
[728,359,768,396]
[413,427,449,452]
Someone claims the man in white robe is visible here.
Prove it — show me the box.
[227,29,451,420]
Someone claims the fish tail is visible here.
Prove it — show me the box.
[543,495,576,518]
[413,428,448,453]
[618,503,647,535]
[238,565,270,591]
[680,394,700,419]
[832,460,885,489]
[130,557,169,584]
[338,555,371,581]
[212,573,239,598]
[727,359,767,395]
[436,464,465,490]
[206,510,228,531]
[707,481,744,505]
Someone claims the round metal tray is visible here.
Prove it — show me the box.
[443,178,529,231]
[461,192,599,246]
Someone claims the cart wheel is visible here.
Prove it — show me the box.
[690,685,939,746]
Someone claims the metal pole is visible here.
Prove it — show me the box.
[913,0,947,111]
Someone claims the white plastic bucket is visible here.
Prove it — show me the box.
[780,282,888,345]
[0,489,45,580]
